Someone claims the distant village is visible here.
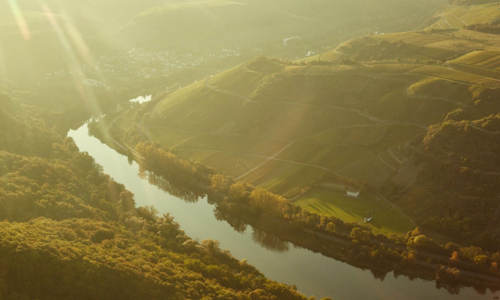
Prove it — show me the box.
[41,47,243,87]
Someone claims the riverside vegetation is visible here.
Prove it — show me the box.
[0,81,315,299]
[92,0,500,293]
[4,0,500,298]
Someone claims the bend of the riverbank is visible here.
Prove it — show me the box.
[86,118,500,292]
[70,122,500,299]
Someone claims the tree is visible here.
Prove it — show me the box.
[211,174,233,193]
[414,235,428,247]
[474,255,488,266]
[491,262,498,274]
[91,228,115,243]
[326,222,336,233]
[350,228,371,242]
[407,252,417,267]
[119,191,136,212]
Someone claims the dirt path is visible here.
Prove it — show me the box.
[255,99,429,130]
[305,229,500,283]
[406,141,500,176]
[106,115,143,158]
[406,89,467,108]
[377,193,417,228]
[235,141,294,180]
[175,145,333,174]
[378,153,398,172]
[451,13,468,26]
[205,78,252,103]
[469,122,500,135]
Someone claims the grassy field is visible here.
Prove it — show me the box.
[449,62,500,80]
[275,143,369,170]
[209,63,276,96]
[336,154,395,188]
[427,3,500,30]
[407,78,481,104]
[175,148,266,178]
[365,63,421,73]
[240,160,327,198]
[451,51,500,66]
[411,65,500,87]
[295,189,414,234]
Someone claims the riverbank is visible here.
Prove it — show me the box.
[71,122,500,299]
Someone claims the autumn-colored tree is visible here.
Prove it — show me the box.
[350,228,371,242]
[326,222,337,233]
[490,262,498,274]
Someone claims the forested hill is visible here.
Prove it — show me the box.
[0,87,308,299]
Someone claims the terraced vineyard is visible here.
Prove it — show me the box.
[428,3,500,30]
[104,2,500,240]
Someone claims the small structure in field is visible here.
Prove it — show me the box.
[346,188,360,198]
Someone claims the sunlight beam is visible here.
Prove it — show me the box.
[7,0,31,39]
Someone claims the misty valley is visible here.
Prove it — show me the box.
[1,0,500,299]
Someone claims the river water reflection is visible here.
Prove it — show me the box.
[69,123,498,300]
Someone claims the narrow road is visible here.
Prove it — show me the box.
[377,154,397,172]
[175,146,333,174]
[377,193,417,228]
[304,229,500,283]
[451,13,468,26]
[406,87,467,108]
[106,115,143,158]
[406,141,500,176]
[235,141,294,180]
[255,100,429,130]
[388,148,406,164]
[205,78,252,103]
[469,122,500,135]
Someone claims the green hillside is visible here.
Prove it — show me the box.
[428,2,500,30]
[0,79,309,300]
[107,16,500,242]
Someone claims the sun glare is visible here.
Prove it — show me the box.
[7,0,31,39]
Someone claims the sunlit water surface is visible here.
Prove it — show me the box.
[68,123,498,300]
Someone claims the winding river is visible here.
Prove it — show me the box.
[68,123,498,300]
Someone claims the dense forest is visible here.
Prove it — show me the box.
[0,86,312,299]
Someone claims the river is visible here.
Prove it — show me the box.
[68,123,498,300]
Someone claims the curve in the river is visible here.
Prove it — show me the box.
[68,123,499,300]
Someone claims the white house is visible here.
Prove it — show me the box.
[346,189,360,198]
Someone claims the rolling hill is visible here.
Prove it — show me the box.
[103,0,500,243]
[0,78,309,300]
[117,0,447,50]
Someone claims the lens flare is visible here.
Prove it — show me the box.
[7,0,31,39]
[41,3,102,118]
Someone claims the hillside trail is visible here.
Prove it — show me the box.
[405,89,466,108]
[469,122,500,135]
[205,78,253,103]
[203,69,429,130]
[406,141,500,176]
[377,153,398,172]
[235,141,294,180]
[105,114,143,158]
[174,145,333,173]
